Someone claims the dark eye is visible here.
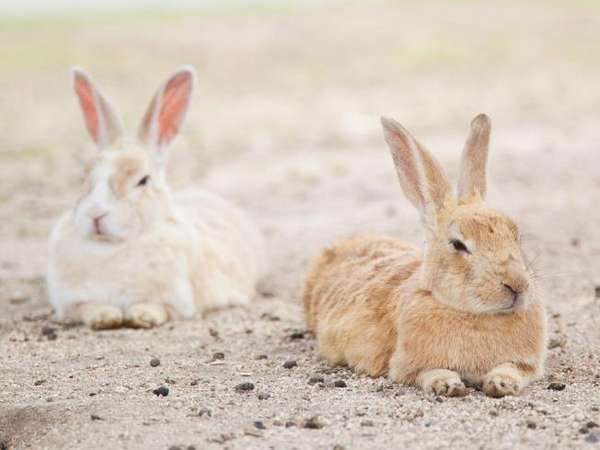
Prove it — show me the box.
[136,175,150,187]
[450,239,470,254]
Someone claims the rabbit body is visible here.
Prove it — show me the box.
[47,67,264,329]
[303,115,547,397]
[49,185,264,322]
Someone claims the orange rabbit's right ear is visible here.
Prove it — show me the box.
[71,67,123,149]
[381,117,452,228]
[457,114,491,202]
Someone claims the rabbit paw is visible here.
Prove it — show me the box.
[124,303,169,329]
[431,377,467,397]
[420,369,466,397]
[83,305,123,330]
[483,373,521,398]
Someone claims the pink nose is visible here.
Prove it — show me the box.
[92,213,108,233]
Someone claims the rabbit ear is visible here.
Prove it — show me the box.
[381,117,452,227]
[138,66,195,156]
[457,114,491,201]
[72,67,123,149]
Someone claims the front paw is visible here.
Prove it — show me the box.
[483,373,521,398]
[84,305,123,330]
[124,303,168,329]
[420,370,467,397]
[430,377,467,397]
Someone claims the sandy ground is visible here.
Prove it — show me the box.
[1,1,600,449]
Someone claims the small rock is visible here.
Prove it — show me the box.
[41,326,57,340]
[435,396,444,403]
[212,352,225,360]
[34,379,46,386]
[489,410,499,417]
[526,420,537,429]
[244,428,262,438]
[580,427,590,434]
[235,382,255,392]
[595,286,600,299]
[333,446,345,450]
[283,360,298,369]
[90,414,103,421]
[308,375,324,385]
[150,358,161,367]
[586,432,600,443]
[257,392,270,400]
[303,416,325,429]
[289,331,306,340]
[168,446,182,450]
[361,419,374,427]
[547,382,566,391]
[285,421,296,428]
[548,338,566,349]
[588,421,599,429]
[153,386,169,396]
[255,354,268,360]
[333,380,347,388]
[198,408,211,417]
[570,238,580,247]
[254,421,266,430]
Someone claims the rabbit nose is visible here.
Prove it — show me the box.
[502,278,528,299]
[92,213,108,233]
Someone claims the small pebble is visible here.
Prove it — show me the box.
[254,421,266,430]
[150,358,161,367]
[285,421,296,428]
[435,396,444,403]
[153,386,169,397]
[526,420,537,429]
[283,360,298,369]
[334,380,347,388]
[255,354,268,360]
[289,331,306,340]
[303,416,325,429]
[594,286,600,299]
[588,421,599,428]
[41,326,57,340]
[547,382,566,391]
[235,382,255,392]
[308,375,324,385]
[257,392,270,400]
[34,379,46,386]
[198,408,211,417]
[212,352,225,360]
[361,420,374,427]
[90,414,103,421]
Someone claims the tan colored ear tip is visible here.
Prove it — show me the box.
[471,113,491,130]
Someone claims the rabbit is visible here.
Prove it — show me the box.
[303,114,547,397]
[47,66,266,330]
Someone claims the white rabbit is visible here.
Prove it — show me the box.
[47,67,266,329]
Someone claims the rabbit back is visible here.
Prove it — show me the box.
[303,234,420,376]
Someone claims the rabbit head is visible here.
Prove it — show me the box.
[70,67,195,242]
[381,114,531,315]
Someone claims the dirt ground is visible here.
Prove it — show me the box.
[1,1,600,449]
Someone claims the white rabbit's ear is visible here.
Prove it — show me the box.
[72,67,123,149]
[381,117,452,227]
[457,114,491,201]
[138,66,195,159]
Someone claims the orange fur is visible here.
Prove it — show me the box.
[303,115,547,397]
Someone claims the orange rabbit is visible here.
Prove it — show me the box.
[303,115,546,397]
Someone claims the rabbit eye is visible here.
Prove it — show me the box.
[136,175,150,187]
[450,239,470,254]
